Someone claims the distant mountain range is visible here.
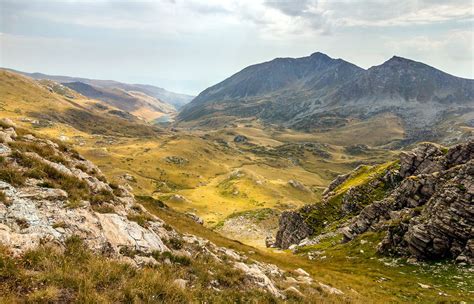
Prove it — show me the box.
[4,69,195,121]
[178,52,474,144]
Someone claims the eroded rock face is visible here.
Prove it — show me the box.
[275,140,473,263]
[344,141,473,263]
[398,143,445,178]
[379,158,473,263]
[274,211,313,249]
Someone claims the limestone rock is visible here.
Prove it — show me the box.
[0,143,11,156]
[319,282,344,295]
[288,179,309,192]
[185,212,204,225]
[168,194,189,204]
[173,279,188,289]
[234,262,283,298]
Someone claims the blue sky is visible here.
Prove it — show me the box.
[1,0,473,95]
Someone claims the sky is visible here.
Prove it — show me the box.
[0,0,473,95]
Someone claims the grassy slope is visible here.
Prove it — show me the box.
[0,70,161,138]
[141,199,473,303]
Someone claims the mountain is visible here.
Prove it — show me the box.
[4,68,195,117]
[178,53,474,144]
[178,52,363,122]
[61,81,176,121]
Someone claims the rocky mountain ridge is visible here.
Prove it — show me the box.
[178,53,474,144]
[272,140,473,264]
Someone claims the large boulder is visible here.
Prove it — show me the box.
[273,211,313,249]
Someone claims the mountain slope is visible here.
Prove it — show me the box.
[62,81,175,121]
[0,119,329,302]
[4,68,194,115]
[178,53,474,144]
[0,70,161,137]
[179,52,363,122]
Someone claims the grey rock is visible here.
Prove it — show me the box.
[273,211,313,249]
[234,135,248,143]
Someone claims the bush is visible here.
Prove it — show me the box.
[127,213,153,227]
[90,189,114,205]
[159,252,191,266]
[92,204,115,214]
[168,237,183,250]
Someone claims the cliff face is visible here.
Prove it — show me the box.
[273,140,473,264]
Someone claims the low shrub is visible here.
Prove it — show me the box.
[0,167,26,186]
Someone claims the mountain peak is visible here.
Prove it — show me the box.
[309,51,331,60]
[383,55,416,65]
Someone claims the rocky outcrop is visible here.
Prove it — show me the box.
[322,172,351,197]
[378,157,473,263]
[0,126,170,258]
[343,142,473,263]
[275,140,473,263]
[274,163,400,249]
[234,135,248,143]
[274,211,313,249]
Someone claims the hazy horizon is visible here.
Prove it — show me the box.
[1,0,473,95]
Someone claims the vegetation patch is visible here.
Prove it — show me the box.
[90,189,115,205]
[0,166,26,186]
[226,208,278,222]
[136,195,167,208]
[127,213,153,227]
[10,141,69,165]
[92,204,115,214]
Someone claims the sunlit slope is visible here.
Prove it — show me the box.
[78,124,395,232]
[0,69,161,138]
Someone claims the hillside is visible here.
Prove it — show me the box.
[0,119,335,302]
[0,70,161,137]
[178,53,474,145]
[0,68,397,247]
[4,68,195,121]
[62,81,175,121]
